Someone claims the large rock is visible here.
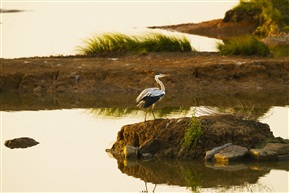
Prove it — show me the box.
[110,114,274,159]
[213,145,249,164]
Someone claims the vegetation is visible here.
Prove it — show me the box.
[77,32,193,55]
[181,111,202,149]
[217,35,270,56]
[233,0,289,36]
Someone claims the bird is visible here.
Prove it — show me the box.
[136,74,167,121]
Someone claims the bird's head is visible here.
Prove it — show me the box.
[155,74,168,78]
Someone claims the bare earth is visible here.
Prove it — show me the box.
[1,52,289,94]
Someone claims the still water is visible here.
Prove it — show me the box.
[1,106,289,192]
[1,1,239,58]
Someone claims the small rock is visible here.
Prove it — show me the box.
[249,149,278,161]
[262,143,289,155]
[205,143,232,160]
[123,145,138,159]
[141,153,153,160]
[4,137,39,149]
[214,145,249,164]
[138,139,161,155]
[278,154,289,161]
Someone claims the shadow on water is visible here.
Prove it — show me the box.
[117,159,289,192]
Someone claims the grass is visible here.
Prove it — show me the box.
[77,32,193,55]
[233,0,289,36]
[269,44,289,57]
[217,35,270,56]
[181,109,202,149]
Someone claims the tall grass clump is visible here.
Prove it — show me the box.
[233,0,289,36]
[77,32,192,55]
[181,108,202,150]
[217,35,270,56]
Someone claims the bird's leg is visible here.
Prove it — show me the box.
[151,104,156,120]
[144,108,148,122]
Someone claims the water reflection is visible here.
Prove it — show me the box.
[118,159,288,192]
[1,91,288,112]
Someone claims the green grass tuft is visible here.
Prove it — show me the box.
[77,32,193,55]
[181,112,202,149]
[217,35,270,56]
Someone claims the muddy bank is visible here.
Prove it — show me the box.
[149,19,257,40]
[1,53,289,96]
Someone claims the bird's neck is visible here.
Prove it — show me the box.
[155,77,165,92]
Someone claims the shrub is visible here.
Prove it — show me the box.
[217,35,270,56]
[181,114,202,149]
[233,0,288,36]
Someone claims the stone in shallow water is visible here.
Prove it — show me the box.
[262,143,289,155]
[249,149,278,161]
[123,145,138,159]
[205,143,232,160]
[4,137,39,149]
[214,145,249,164]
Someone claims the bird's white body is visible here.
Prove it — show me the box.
[136,74,167,121]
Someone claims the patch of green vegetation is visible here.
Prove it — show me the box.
[77,32,193,55]
[269,44,289,57]
[233,0,289,37]
[217,35,270,56]
[181,110,202,149]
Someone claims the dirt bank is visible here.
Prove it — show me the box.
[1,52,289,97]
[149,19,257,40]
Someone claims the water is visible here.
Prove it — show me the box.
[1,1,239,58]
[1,1,289,192]
[1,105,288,192]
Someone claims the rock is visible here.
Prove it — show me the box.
[205,143,232,160]
[249,143,289,161]
[262,143,289,155]
[278,154,289,161]
[4,137,39,149]
[249,149,278,161]
[214,145,249,164]
[123,145,138,159]
[141,153,153,160]
[138,139,162,155]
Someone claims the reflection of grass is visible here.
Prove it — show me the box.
[88,107,191,118]
[212,98,271,120]
[88,108,136,117]
[77,32,193,55]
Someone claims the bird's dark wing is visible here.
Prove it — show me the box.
[136,88,165,108]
